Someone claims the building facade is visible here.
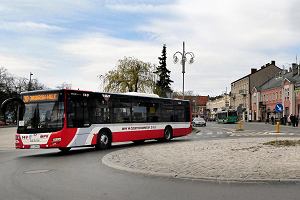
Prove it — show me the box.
[231,61,281,121]
[251,63,300,121]
[175,95,209,118]
[206,94,230,120]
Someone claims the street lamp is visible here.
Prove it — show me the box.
[173,41,195,99]
[97,74,105,92]
[28,72,33,91]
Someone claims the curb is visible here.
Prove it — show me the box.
[102,148,300,184]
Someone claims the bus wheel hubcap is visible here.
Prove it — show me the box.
[101,135,108,145]
[165,130,171,139]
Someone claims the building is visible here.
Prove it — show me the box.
[206,94,230,120]
[230,61,281,121]
[179,95,209,118]
[251,63,300,121]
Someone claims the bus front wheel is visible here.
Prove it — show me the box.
[96,131,111,150]
[59,147,71,152]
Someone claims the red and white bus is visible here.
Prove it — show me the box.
[2,89,192,151]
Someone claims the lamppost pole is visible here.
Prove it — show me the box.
[182,42,185,100]
[173,41,194,99]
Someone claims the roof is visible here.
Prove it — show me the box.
[183,95,209,106]
[21,89,190,102]
[258,70,300,91]
[231,63,280,84]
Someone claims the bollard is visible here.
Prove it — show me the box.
[275,122,280,133]
[236,120,244,131]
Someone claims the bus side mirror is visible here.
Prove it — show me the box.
[1,98,25,120]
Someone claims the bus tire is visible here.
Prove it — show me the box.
[132,140,145,145]
[96,130,111,150]
[59,147,71,152]
[163,126,173,141]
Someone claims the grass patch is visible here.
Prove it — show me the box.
[263,140,300,147]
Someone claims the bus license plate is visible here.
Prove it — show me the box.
[30,145,40,149]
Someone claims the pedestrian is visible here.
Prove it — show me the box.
[271,116,275,125]
[288,114,291,126]
[266,114,269,124]
[284,115,287,125]
[290,114,295,127]
[296,115,299,127]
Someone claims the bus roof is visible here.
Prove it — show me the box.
[21,89,190,102]
[216,109,237,113]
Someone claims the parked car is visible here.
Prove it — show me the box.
[192,117,206,127]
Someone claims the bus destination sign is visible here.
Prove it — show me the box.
[23,93,59,103]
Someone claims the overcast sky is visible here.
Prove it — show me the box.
[1,0,300,96]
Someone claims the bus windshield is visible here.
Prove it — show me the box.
[18,101,64,133]
[228,111,237,116]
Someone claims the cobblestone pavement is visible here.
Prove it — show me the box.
[103,137,300,183]
[194,129,298,138]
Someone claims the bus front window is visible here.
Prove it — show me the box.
[18,101,64,133]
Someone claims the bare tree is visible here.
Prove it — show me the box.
[56,82,72,89]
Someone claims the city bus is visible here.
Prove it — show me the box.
[216,110,238,124]
[1,89,192,151]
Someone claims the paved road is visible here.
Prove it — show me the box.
[0,126,300,200]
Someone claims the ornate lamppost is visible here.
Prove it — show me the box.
[173,41,195,99]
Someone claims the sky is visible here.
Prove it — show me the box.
[1,0,300,96]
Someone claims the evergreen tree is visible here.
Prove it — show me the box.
[154,44,173,97]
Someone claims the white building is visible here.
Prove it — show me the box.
[206,94,230,120]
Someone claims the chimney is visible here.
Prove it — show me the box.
[292,63,298,76]
[271,60,275,65]
[251,68,257,74]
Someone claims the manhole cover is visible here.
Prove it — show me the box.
[24,169,51,174]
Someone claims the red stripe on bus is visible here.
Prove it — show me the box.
[59,128,77,147]
[112,127,191,142]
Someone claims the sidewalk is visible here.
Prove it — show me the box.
[103,137,300,183]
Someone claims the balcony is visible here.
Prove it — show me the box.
[239,89,247,96]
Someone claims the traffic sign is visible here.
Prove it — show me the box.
[275,103,283,113]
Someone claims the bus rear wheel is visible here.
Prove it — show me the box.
[96,131,111,150]
[163,127,172,141]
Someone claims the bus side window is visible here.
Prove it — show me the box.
[132,97,147,123]
[184,102,190,122]
[112,96,132,123]
[174,102,185,122]
[161,100,174,122]
[88,95,110,124]
[147,101,160,122]
[67,98,74,127]
[67,95,90,128]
